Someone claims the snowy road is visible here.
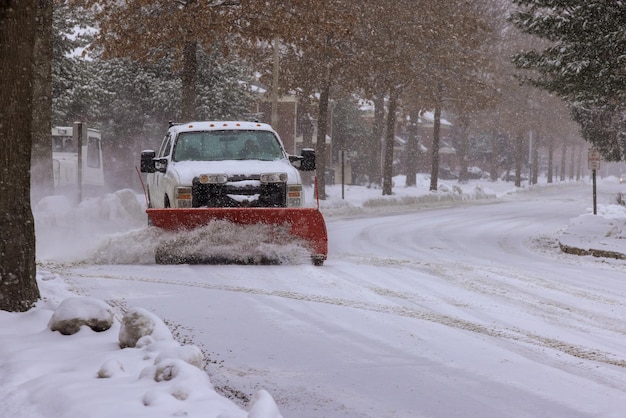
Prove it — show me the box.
[55,183,626,418]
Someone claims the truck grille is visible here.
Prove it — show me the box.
[192,175,287,208]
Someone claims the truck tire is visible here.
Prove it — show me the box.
[312,256,325,266]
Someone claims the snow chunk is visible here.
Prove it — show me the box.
[139,359,215,404]
[48,297,114,335]
[97,358,125,378]
[119,307,173,348]
[154,344,204,369]
[248,390,283,418]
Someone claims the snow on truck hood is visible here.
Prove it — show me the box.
[169,159,302,185]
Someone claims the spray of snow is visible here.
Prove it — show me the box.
[34,189,311,265]
[34,189,147,262]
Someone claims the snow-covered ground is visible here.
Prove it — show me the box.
[2,174,626,418]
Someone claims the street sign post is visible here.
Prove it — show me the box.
[588,149,601,215]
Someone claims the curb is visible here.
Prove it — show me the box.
[559,242,626,260]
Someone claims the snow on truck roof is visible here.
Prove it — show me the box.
[169,121,275,133]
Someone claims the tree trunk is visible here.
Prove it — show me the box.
[181,40,197,121]
[382,87,398,195]
[457,115,469,183]
[0,0,41,312]
[532,139,539,184]
[271,37,280,128]
[301,113,314,150]
[315,81,330,199]
[299,92,314,186]
[545,136,553,183]
[429,98,442,191]
[514,130,524,187]
[369,93,385,187]
[490,130,498,181]
[405,110,419,187]
[569,145,575,180]
[576,147,582,180]
[31,0,54,203]
[560,143,567,181]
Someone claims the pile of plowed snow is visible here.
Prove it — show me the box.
[92,221,311,265]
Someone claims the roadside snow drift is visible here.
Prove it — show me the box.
[0,277,283,418]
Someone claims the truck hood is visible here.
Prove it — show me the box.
[169,159,302,185]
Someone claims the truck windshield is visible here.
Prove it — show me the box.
[173,130,285,162]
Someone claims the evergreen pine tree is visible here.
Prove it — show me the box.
[510,1,626,160]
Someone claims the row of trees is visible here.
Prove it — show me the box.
[46,1,592,197]
[62,0,569,196]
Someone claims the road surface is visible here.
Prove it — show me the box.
[53,183,626,418]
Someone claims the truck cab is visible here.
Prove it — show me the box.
[140,121,316,209]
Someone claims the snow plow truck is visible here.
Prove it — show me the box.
[140,121,328,265]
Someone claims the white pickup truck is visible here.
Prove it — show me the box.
[140,121,316,209]
[140,120,328,266]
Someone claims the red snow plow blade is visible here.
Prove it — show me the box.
[147,207,328,265]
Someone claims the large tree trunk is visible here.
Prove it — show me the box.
[181,40,197,121]
[382,87,398,196]
[315,81,331,199]
[31,0,54,202]
[405,110,419,187]
[0,0,42,312]
[429,100,442,191]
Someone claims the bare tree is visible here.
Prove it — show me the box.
[1,0,41,312]
[252,1,357,199]
[422,1,496,191]
[85,0,239,120]
[354,0,430,195]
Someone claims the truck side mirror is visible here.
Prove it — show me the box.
[300,148,316,171]
[140,150,156,173]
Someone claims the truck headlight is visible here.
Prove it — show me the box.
[176,186,192,208]
[198,173,227,184]
[287,184,303,207]
[260,172,287,183]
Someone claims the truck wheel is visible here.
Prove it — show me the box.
[312,256,325,266]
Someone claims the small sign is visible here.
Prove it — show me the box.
[588,150,601,170]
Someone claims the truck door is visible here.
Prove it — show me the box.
[149,133,172,208]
